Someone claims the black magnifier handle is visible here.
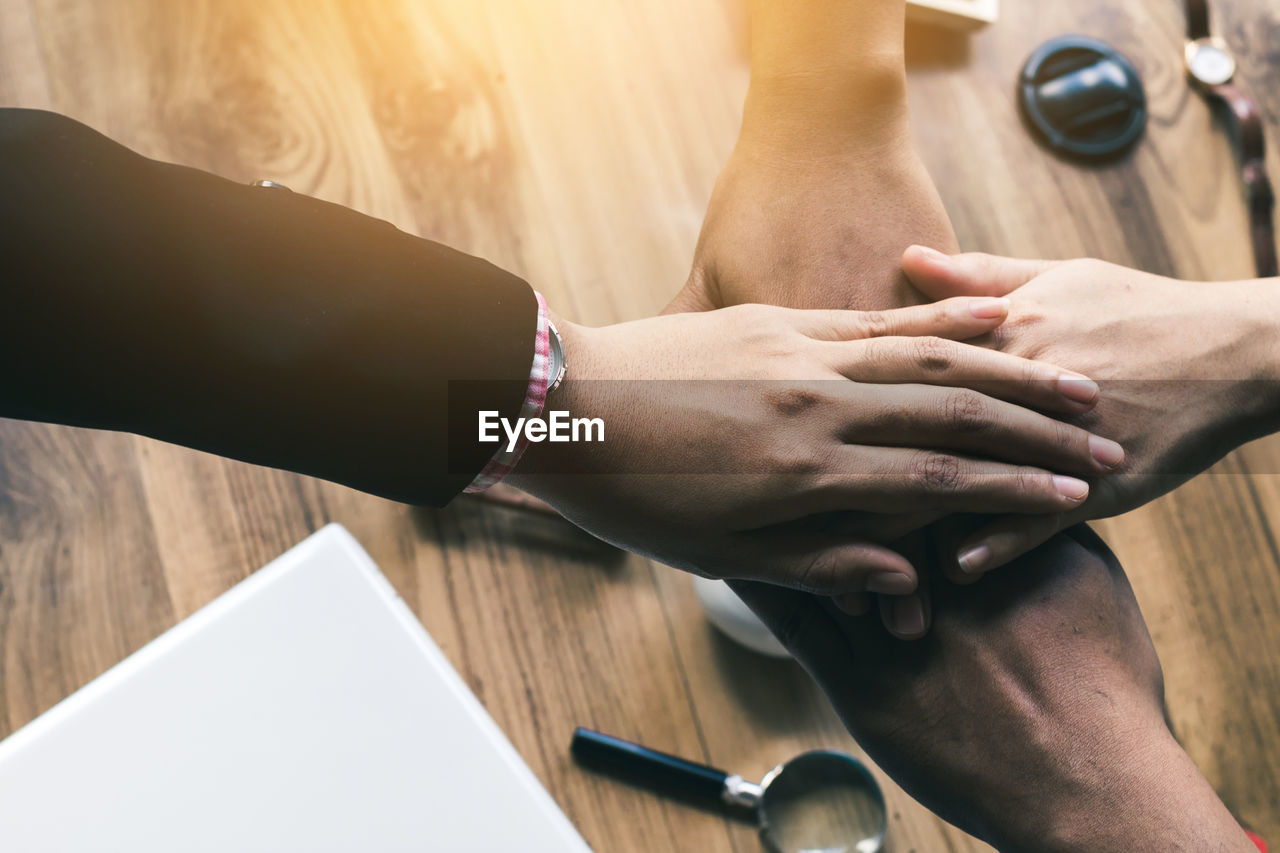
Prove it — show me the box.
[571,728,741,811]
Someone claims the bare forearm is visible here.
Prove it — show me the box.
[748,0,906,86]
[1001,732,1256,853]
[743,0,911,160]
[677,1,951,315]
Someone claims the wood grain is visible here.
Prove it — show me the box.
[1,1,1277,850]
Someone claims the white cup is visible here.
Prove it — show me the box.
[692,576,791,659]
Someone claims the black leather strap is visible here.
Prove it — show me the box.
[1207,83,1278,278]
[1249,174,1278,278]
[1187,0,1279,277]
[1186,0,1211,40]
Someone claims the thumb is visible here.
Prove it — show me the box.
[730,536,918,598]
[901,245,1060,299]
[947,510,1074,578]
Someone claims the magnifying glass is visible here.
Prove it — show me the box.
[571,728,886,853]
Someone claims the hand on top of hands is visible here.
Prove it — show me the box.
[509,298,1123,598]
[901,246,1280,579]
[659,85,1014,631]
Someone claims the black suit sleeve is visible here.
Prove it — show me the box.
[0,109,537,506]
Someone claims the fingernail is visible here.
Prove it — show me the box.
[957,544,991,575]
[866,572,916,595]
[913,245,951,266]
[891,596,926,636]
[968,297,1011,319]
[1088,435,1125,469]
[1058,373,1099,404]
[1053,475,1089,501]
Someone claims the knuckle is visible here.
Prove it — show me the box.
[941,389,992,434]
[862,337,899,370]
[791,551,840,595]
[913,336,954,372]
[1014,465,1050,498]
[771,444,825,482]
[757,434,830,488]
[1020,357,1050,391]
[912,451,963,492]
[990,311,1046,358]
[988,322,1015,352]
[1008,307,1048,335]
[1054,420,1089,458]
[766,386,829,418]
[858,310,891,338]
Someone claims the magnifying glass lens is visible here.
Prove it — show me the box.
[760,753,884,853]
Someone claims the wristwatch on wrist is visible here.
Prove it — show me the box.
[1184,0,1277,278]
[546,317,566,395]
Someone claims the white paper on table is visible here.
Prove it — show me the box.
[0,524,591,853]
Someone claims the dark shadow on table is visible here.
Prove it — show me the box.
[411,499,629,569]
[704,622,837,737]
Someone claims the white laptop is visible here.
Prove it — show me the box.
[0,524,591,852]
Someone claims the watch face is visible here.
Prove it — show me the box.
[1186,39,1236,87]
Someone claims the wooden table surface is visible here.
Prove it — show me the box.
[1,1,1277,850]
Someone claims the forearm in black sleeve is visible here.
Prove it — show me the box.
[0,108,537,506]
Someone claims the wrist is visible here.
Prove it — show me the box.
[504,315,601,488]
[746,0,906,90]
[740,63,910,164]
[995,729,1254,853]
[1250,277,1280,406]
[1227,277,1280,434]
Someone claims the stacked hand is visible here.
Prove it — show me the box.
[660,61,1001,631]
[637,0,1272,848]
[510,299,1123,597]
